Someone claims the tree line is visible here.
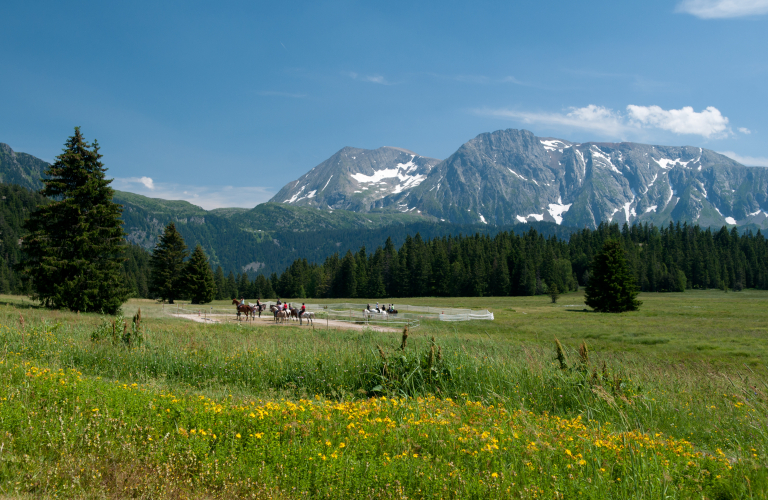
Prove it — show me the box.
[263,221,768,299]
[9,128,768,311]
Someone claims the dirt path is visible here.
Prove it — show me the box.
[170,313,399,332]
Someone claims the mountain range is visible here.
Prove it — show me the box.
[2,127,767,275]
[271,129,768,230]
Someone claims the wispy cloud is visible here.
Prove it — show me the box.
[347,72,393,85]
[738,127,752,134]
[676,0,768,18]
[476,104,733,139]
[477,105,629,137]
[431,74,527,85]
[113,178,275,209]
[256,90,307,98]
[718,151,768,167]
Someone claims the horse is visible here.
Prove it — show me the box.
[288,304,300,321]
[249,302,267,318]
[363,308,388,321]
[300,311,315,326]
[232,299,255,321]
[274,309,289,323]
[271,305,289,323]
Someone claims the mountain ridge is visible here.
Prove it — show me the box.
[270,129,768,230]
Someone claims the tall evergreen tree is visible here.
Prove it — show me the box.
[226,271,238,299]
[585,240,642,312]
[19,128,129,314]
[149,222,188,304]
[214,266,226,300]
[185,245,216,304]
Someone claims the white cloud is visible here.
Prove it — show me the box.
[347,72,393,85]
[119,176,155,190]
[676,0,768,18]
[738,127,752,134]
[476,104,733,139]
[112,178,275,209]
[627,105,729,138]
[718,151,768,167]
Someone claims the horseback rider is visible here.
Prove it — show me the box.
[256,298,261,318]
[277,298,282,306]
[240,297,245,306]
[375,302,380,313]
[367,303,371,311]
[300,303,306,318]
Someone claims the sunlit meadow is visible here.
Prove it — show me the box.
[0,290,767,498]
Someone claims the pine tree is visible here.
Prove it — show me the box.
[214,266,226,300]
[585,240,642,312]
[149,222,188,304]
[185,245,216,304]
[20,128,129,314]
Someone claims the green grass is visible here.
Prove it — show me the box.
[0,290,767,498]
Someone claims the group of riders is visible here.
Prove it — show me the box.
[366,302,397,314]
[235,298,396,320]
[238,297,307,319]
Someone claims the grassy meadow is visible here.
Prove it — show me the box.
[0,290,767,498]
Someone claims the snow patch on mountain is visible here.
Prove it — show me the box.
[540,139,571,152]
[508,168,527,180]
[591,146,620,174]
[547,197,572,225]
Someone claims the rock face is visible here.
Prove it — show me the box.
[272,129,768,229]
[0,143,48,192]
[269,146,440,212]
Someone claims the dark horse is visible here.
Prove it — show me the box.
[232,299,255,321]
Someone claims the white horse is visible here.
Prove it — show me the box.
[363,309,388,321]
[300,311,315,325]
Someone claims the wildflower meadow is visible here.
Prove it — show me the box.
[0,291,767,498]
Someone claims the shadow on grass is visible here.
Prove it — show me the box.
[0,299,40,310]
[565,308,592,313]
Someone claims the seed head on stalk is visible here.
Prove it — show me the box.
[554,338,567,370]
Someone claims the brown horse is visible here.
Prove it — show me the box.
[232,299,255,321]
[288,304,300,321]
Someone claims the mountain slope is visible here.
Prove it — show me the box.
[269,129,767,229]
[372,129,766,229]
[270,146,440,212]
[0,143,48,192]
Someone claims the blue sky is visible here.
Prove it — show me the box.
[2,0,767,208]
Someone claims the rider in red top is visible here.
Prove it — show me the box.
[283,303,288,311]
[300,303,306,318]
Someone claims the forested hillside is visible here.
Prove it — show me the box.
[265,222,768,299]
[0,183,151,298]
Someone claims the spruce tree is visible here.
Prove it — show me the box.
[213,266,226,300]
[20,127,129,314]
[585,240,641,312]
[185,245,216,304]
[149,222,188,304]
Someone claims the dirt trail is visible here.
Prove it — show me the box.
[170,313,399,332]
